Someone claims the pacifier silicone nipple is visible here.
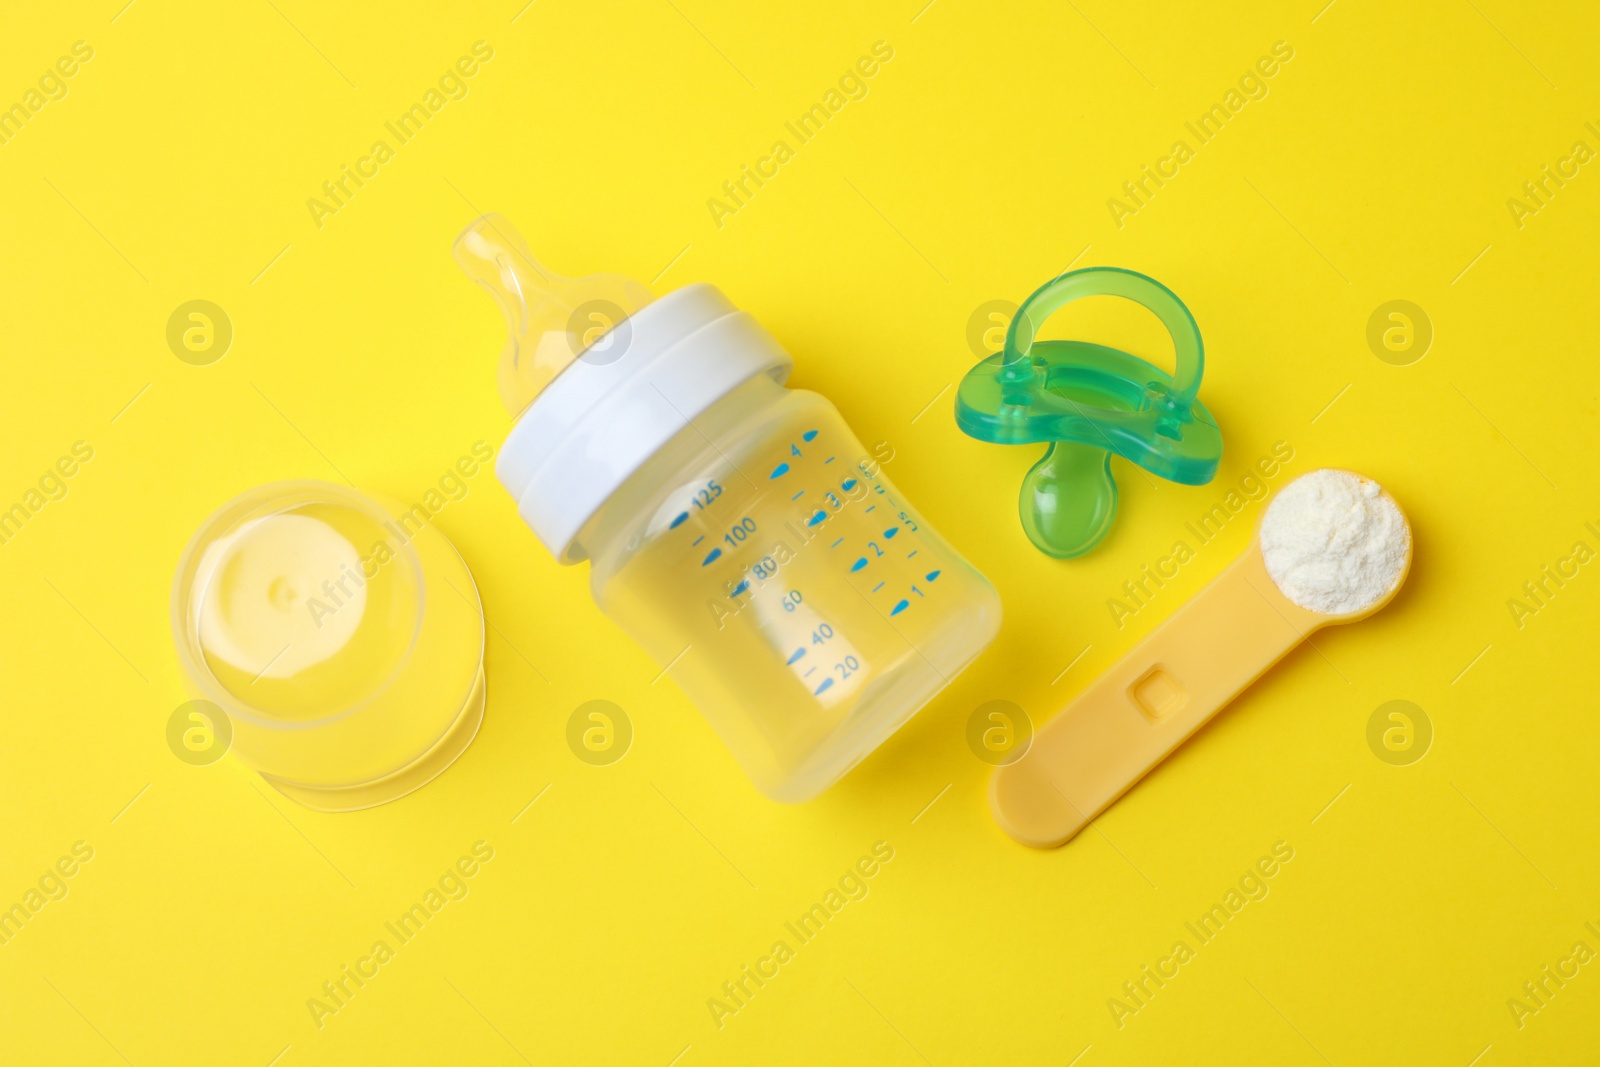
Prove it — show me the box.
[1020,442,1118,561]
[453,214,654,418]
[956,267,1223,558]
[990,469,1412,848]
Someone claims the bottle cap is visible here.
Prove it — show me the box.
[455,216,793,564]
[170,481,485,810]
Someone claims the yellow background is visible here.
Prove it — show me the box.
[3,1,1598,1063]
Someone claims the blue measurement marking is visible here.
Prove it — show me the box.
[850,557,868,572]
[829,537,843,548]
[890,599,910,616]
[926,570,941,581]
[730,579,750,597]
[872,581,885,593]
[669,511,689,529]
[786,647,806,665]
[813,677,833,696]
[691,536,704,547]
[912,585,924,598]
[791,489,805,501]
[865,505,876,513]
[906,550,917,559]
[702,547,722,566]
[803,430,819,442]
[804,666,816,677]
[770,462,790,479]
[841,478,858,491]
[884,528,898,539]
[807,510,827,527]
[824,456,835,464]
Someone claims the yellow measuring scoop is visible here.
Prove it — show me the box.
[991,469,1411,848]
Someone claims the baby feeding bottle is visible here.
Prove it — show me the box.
[455,216,1000,801]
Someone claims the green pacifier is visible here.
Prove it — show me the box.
[955,267,1222,558]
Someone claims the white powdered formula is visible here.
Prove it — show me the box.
[1259,469,1409,614]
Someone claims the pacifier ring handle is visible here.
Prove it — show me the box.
[1002,267,1206,410]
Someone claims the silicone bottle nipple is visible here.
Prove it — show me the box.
[453,215,655,418]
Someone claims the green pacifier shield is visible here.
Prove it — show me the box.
[955,267,1222,558]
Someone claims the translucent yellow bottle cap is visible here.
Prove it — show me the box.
[171,481,486,811]
[453,214,654,419]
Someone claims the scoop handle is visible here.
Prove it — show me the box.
[990,545,1324,848]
